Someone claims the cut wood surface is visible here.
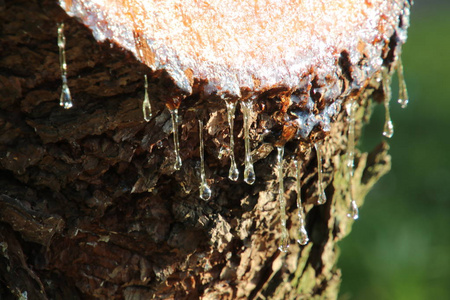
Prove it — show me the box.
[0,0,410,299]
[60,0,409,96]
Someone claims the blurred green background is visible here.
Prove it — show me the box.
[338,1,450,299]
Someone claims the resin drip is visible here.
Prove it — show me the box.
[397,56,409,109]
[170,108,182,170]
[294,160,309,245]
[57,23,73,109]
[315,142,327,204]
[382,68,394,138]
[142,75,152,121]
[225,100,239,181]
[277,146,289,252]
[345,101,359,220]
[242,100,255,185]
[198,120,211,201]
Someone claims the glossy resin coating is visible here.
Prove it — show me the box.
[59,0,409,97]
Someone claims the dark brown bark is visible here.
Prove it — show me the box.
[0,1,409,299]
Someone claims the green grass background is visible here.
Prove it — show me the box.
[338,2,450,300]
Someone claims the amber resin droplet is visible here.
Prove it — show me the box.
[142,75,152,121]
[241,99,255,185]
[294,160,309,245]
[382,68,394,138]
[198,119,211,201]
[397,56,409,109]
[170,108,182,170]
[225,99,239,181]
[57,23,73,109]
[276,146,289,252]
[314,141,327,205]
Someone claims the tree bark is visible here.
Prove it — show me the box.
[0,0,409,299]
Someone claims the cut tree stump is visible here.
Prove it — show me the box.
[0,0,410,299]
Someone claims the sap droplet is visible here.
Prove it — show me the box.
[382,68,394,138]
[244,166,255,185]
[298,226,309,246]
[60,81,73,109]
[143,75,152,121]
[314,142,327,205]
[276,146,289,252]
[278,236,289,253]
[19,291,28,300]
[383,119,394,138]
[198,119,211,201]
[397,56,409,109]
[241,100,255,185]
[294,160,309,245]
[225,100,239,181]
[229,160,239,182]
[347,200,359,220]
[170,108,182,170]
[58,23,73,109]
[199,182,212,201]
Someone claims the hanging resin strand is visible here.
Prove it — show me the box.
[241,100,255,185]
[225,100,239,181]
[142,75,152,121]
[57,23,73,109]
[397,56,409,109]
[170,108,182,170]
[345,101,359,220]
[314,141,327,204]
[382,68,394,138]
[294,160,309,245]
[198,120,212,201]
[277,146,289,252]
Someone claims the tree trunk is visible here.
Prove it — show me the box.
[0,0,409,299]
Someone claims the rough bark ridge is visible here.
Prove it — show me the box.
[0,1,408,299]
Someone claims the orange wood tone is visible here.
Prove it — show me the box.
[60,0,408,96]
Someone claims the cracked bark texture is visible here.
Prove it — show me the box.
[0,0,408,299]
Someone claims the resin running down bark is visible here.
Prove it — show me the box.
[198,119,212,201]
[225,99,239,181]
[294,159,309,245]
[241,99,256,185]
[397,56,409,109]
[315,141,327,205]
[57,23,73,109]
[277,146,289,252]
[0,0,411,299]
[170,108,182,170]
[142,74,152,121]
[382,68,395,138]
[346,100,359,220]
